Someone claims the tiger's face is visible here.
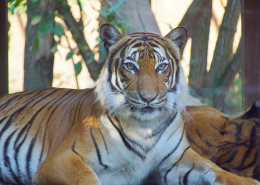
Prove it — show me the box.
[96,24,188,122]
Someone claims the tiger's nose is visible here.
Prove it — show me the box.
[139,93,158,103]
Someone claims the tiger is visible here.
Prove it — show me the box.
[0,23,259,185]
[184,97,260,181]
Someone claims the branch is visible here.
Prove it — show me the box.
[57,0,101,81]
[213,41,241,110]
[205,0,241,87]
[188,1,212,91]
[178,0,212,38]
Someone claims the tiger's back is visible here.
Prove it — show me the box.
[0,88,95,184]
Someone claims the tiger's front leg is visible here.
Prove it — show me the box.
[33,151,100,185]
[161,148,260,185]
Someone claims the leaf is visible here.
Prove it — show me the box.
[99,0,124,16]
[33,37,39,54]
[39,19,53,37]
[74,61,82,76]
[50,44,57,53]
[52,22,64,38]
[15,0,23,7]
[32,0,39,4]
[66,51,74,61]
[31,15,42,25]
[99,45,107,59]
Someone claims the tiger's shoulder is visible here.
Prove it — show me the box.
[184,98,260,180]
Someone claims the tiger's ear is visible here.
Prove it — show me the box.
[100,23,123,53]
[164,27,187,49]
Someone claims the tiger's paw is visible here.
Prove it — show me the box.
[209,171,260,185]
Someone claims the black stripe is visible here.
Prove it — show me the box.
[164,146,190,184]
[186,134,209,155]
[151,37,181,89]
[234,123,243,141]
[90,128,108,168]
[113,116,145,150]
[38,89,77,165]
[131,42,143,48]
[0,90,46,137]
[99,128,109,154]
[216,149,238,165]
[71,140,86,162]
[0,90,38,110]
[107,40,130,91]
[3,130,22,184]
[106,114,145,160]
[14,90,59,147]
[151,112,178,138]
[160,128,185,165]
[70,90,93,129]
[14,90,60,175]
[253,164,260,181]
[26,127,41,181]
[56,90,85,129]
[115,58,123,91]
[183,165,194,185]
[237,150,258,170]
[148,42,159,48]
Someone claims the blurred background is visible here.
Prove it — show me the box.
[8,0,242,114]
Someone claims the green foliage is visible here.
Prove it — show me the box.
[66,50,74,61]
[8,0,27,14]
[99,0,130,34]
[99,0,124,17]
[74,61,82,76]
[96,0,130,61]
[9,0,130,89]
[31,15,42,25]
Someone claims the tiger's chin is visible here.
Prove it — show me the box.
[116,105,171,122]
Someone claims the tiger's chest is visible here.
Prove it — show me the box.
[85,114,187,185]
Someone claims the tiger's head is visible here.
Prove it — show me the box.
[95,24,189,122]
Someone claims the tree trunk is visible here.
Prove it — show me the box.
[203,0,241,108]
[205,0,241,88]
[112,0,161,35]
[179,0,212,39]
[0,0,8,95]
[241,0,260,110]
[188,1,212,92]
[214,42,241,110]
[24,0,55,90]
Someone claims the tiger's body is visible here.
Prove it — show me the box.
[184,98,260,181]
[0,24,259,185]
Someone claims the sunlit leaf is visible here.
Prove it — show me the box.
[74,61,82,76]
[52,22,64,38]
[66,51,74,61]
[31,15,42,25]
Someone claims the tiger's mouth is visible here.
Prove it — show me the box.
[130,106,163,114]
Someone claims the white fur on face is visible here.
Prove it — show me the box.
[95,42,189,122]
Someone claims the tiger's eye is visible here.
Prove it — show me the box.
[125,63,135,71]
[157,63,167,71]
